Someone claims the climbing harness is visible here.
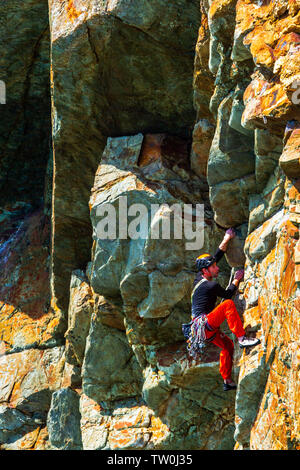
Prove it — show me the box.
[182,278,216,358]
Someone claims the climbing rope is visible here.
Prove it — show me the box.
[221,266,235,302]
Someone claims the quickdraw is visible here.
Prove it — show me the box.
[187,315,208,358]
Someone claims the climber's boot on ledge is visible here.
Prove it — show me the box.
[238,336,261,349]
[223,379,237,391]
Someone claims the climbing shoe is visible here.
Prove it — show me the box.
[238,336,261,349]
[223,382,237,391]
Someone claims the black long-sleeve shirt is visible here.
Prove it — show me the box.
[191,248,236,319]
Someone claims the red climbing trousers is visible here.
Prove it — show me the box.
[205,299,246,381]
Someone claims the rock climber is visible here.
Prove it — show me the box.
[186,228,260,391]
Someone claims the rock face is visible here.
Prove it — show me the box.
[0,0,300,452]
[81,133,237,449]
[49,0,201,318]
[198,0,300,450]
[0,346,64,449]
[0,0,51,209]
[0,0,53,352]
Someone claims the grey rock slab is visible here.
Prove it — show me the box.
[47,388,82,450]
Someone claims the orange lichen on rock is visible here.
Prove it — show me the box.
[274,32,300,59]
[277,236,296,300]
[243,78,291,126]
[0,347,63,409]
[198,10,209,42]
[244,26,276,69]
[0,304,58,353]
[239,179,300,448]
[235,0,274,36]
[242,306,261,329]
[149,415,170,444]
[108,428,151,450]
[250,340,300,449]
[66,0,81,22]
[239,4,300,134]
[112,407,150,431]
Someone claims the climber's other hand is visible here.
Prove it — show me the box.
[224,228,236,240]
[234,269,244,281]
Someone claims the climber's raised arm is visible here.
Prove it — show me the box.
[218,228,236,252]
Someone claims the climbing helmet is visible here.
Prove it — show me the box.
[196,253,216,272]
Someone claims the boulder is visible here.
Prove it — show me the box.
[279,123,300,179]
[0,346,64,449]
[65,270,94,368]
[47,388,82,450]
[82,320,143,404]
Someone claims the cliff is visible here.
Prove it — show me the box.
[0,0,299,450]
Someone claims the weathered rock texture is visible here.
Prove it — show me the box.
[0,0,299,451]
[49,0,201,318]
[199,0,300,450]
[0,0,55,350]
[81,133,237,449]
[0,0,51,209]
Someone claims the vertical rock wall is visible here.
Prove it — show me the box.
[196,0,300,450]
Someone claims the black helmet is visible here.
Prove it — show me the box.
[196,253,216,272]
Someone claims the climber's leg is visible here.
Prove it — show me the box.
[209,330,234,382]
[206,299,261,349]
[206,299,245,338]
